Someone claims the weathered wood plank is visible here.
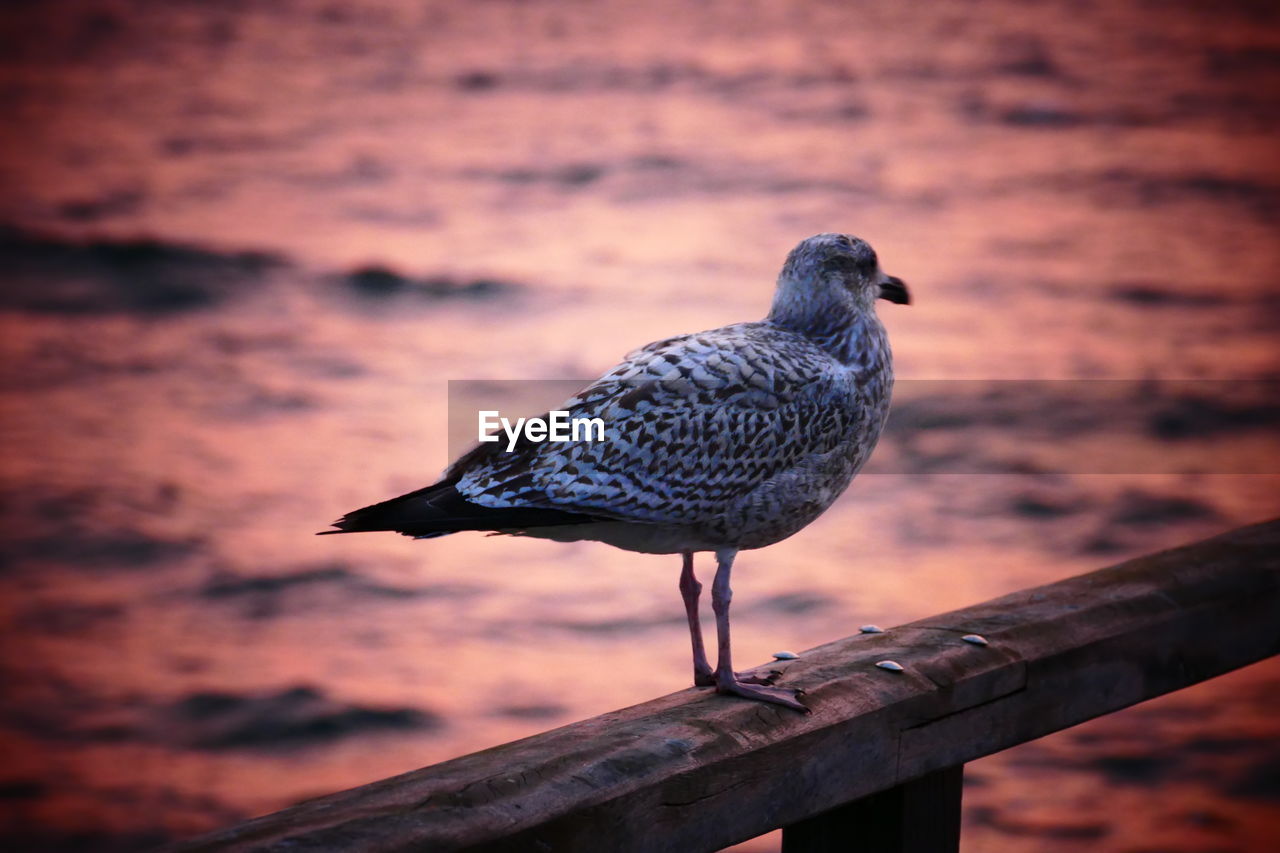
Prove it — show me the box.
[780,765,963,853]
[169,518,1280,853]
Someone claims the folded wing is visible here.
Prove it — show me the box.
[454,323,869,527]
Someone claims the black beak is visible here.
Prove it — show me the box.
[879,275,911,305]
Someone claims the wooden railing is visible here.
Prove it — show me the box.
[170,518,1280,853]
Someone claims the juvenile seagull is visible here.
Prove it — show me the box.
[323,234,910,711]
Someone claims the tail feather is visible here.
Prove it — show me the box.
[319,481,598,538]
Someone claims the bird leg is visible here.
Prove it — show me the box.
[679,552,714,685]
[681,553,779,688]
[710,549,807,712]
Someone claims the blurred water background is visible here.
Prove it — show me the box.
[1,1,1278,850]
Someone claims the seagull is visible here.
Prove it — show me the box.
[322,233,910,711]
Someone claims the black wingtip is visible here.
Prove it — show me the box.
[317,481,601,540]
[316,517,355,535]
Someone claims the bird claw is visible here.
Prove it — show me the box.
[695,668,781,687]
[716,679,809,713]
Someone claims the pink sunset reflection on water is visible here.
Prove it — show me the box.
[1,1,1279,850]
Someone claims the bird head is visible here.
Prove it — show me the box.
[769,233,910,332]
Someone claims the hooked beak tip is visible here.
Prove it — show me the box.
[879,276,911,305]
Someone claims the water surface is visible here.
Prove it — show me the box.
[1,1,1278,850]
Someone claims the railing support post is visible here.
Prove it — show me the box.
[781,764,964,853]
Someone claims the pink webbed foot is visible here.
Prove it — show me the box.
[694,667,781,688]
[716,677,809,713]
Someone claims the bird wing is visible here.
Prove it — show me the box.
[453,323,870,526]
